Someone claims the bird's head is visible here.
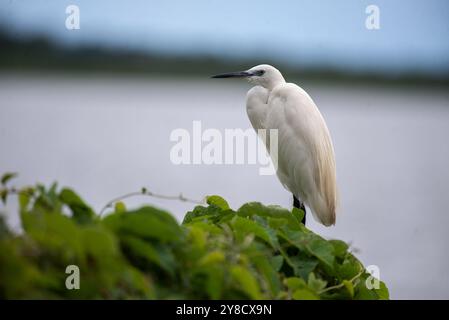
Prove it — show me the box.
[211,64,285,90]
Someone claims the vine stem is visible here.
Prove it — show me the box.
[2,186,205,216]
[318,267,365,294]
[98,189,205,216]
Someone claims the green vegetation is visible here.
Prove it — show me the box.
[0,173,388,299]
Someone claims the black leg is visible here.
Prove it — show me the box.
[293,195,306,225]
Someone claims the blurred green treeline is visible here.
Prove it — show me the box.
[0,28,447,89]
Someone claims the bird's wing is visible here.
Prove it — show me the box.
[267,83,337,226]
[246,85,269,131]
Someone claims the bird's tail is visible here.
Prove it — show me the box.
[309,193,336,226]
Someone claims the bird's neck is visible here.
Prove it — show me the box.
[265,75,286,91]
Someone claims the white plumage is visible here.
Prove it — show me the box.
[213,64,338,226]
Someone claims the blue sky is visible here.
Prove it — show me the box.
[1,0,448,75]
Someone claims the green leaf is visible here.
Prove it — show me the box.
[288,254,319,280]
[0,215,10,239]
[306,237,335,268]
[0,189,7,205]
[343,280,354,298]
[103,206,182,243]
[284,277,307,291]
[292,207,305,224]
[206,195,230,210]
[81,226,120,265]
[375,281,390,300]
[238,202,302,231]
[20,210,84,263]
[230,215,279,249]
[308,273,327,293]
[336,258,361,280]
[182,204,225,224]
[329,240,349,259]
[199,251,225,266]
[114,201,126,213]
[203,266,224,299]
[1,172,18,186]
[285,277,320,300]
[354,281,379,300]
[230,265,263,299]
[266,217,289,229]
[253,255,281,297]
[187,221,222,236]
[271,255,284,272]
[32,184,61,212]
[292,289,319,300]
[59,188,95,224]
[186,225,208,251]
[120,234,176,275]
[18,187,34,211]
[353,273,389,300]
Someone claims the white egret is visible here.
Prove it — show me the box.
[212,64,338,226]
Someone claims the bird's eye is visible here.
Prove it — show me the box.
[256,70,265,76]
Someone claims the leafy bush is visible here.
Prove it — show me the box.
[0,176,388,299]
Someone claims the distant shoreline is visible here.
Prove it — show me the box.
[1,31,448,89]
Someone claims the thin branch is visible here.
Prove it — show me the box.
[99,188,205,216]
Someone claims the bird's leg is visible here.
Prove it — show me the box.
[293,195,306,225]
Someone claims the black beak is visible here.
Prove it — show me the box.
[211,71,252,79]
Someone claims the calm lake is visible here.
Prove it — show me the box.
[1,73,449,299]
